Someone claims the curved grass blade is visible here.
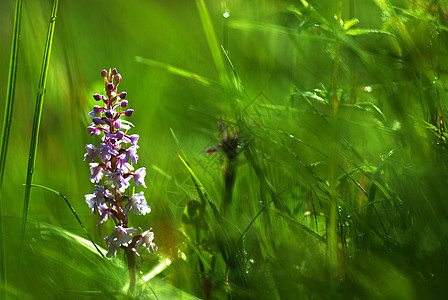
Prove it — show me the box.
[29,184,105,259]
[28,184,124,287]
[27,221,122,299]
[0,0,23,289]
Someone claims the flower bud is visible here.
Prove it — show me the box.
[93,93,102,101]
[106,83,114,92]
[105,111,114,119]
[89,105,102,116]
[120,100,128,108]
[92,117,105,125]
[119,92,127,100]
[111,68,118,76]
[114,74,122,84]
[101,69,108,78]
[116,131,124,140]
[124,109,134,117]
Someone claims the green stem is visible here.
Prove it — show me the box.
[327,0,342,280]
[0,0,23,289]
[222,159,236,216]
[126,248,136,296]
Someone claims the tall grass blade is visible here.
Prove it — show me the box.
[20,0,59,287]
[22,0,59,241]
[0,0,23,289]
[195,0,230,87]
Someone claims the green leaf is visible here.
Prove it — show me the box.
[343,18,359,30]
[346,28,393,36]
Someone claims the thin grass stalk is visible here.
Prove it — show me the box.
[327,0,342,280]
[0,0,23,289]
[20,0,59,280]
[195,0,230,87]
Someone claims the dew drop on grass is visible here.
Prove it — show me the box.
[223,9,230,18]
[364,86,372,92]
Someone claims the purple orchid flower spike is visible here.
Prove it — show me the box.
[84,69,157,292]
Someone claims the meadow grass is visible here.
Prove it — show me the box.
[1,0,448,299]
[0,0,23,293]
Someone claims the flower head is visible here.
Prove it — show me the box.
[84,67,156,262]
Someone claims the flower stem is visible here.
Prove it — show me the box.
[126,248,136,295]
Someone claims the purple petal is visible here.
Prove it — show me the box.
[133,167,147,188]
[89,163,104,183]
[129,134,139,146]
[87,126,102,136]
[84,144,97,162]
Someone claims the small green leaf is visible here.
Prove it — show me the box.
[343,18,359,30]
[346,28,393,36]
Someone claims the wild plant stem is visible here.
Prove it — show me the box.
[222,159,236,216]
[126,249,136,296]
[0,0,23,289]
[327,0,342,280]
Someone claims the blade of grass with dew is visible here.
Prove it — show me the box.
[195,0,230,87]
[0,0,23,290]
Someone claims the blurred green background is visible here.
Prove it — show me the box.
[1,0,448,299]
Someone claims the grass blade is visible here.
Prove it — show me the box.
[172,128,248,291]
[20,0,59,288]
[22,0,59,242]
[0,0,23,290]
[195,0,230,87]
[29,184,105,259]
[135,56,221,88]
